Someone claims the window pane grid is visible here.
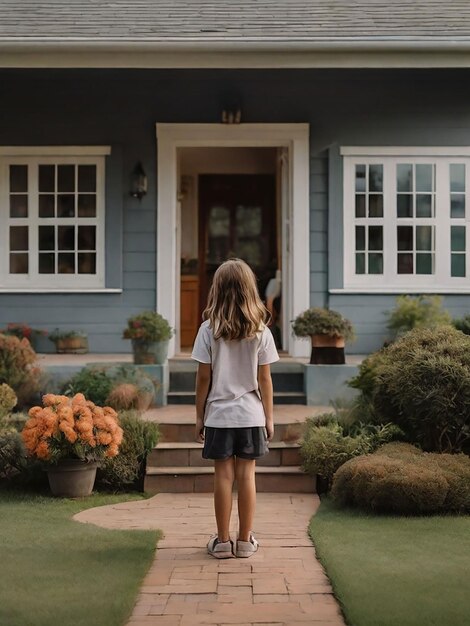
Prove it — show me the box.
[346,155,470,288]
[396,224,435,275]
[449,165,466,276]
[396,163,436,219]
[355,225,383,275]
[354,164,384,276]
[37,224,97,275]
[355,164,384,218]
[36,163,98,276]
[3,157,101,284]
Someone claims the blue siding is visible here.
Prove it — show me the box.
[1,69,470,352]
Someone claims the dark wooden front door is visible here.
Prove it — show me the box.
[198,174,277,316]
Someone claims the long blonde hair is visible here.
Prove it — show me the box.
[203,258,270,340]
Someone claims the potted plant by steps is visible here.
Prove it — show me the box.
[49,329,89,354]
[123,311,174,364]
[1,322,49,353]
[292,307,354,364]
[21,392,123,497]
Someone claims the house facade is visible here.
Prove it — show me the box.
[1,2,470,357]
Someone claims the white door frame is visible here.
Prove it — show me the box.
[156,123,310,358]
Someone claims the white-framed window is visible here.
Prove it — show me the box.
[0,147,110,290]
[341,147,470,292]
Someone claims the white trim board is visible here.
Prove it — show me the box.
[156,123,310,358]
[341,147,470,157]
[0,146,111,156]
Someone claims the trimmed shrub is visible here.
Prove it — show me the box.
[374,441,424,458]
[431,453,470,512]
[349,326,470,453]
[97,411,159,491]
[0,334,41,407]
[300,414,401,489]
[332,444,470,514]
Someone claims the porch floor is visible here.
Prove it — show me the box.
[35,353,367,366]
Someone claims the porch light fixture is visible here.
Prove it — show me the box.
[130,161,148,200]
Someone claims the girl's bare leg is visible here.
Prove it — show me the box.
[235,458,256,542]
[214,457,235,542]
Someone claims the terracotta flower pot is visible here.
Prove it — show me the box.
[47,459,98,497]
[311,334,345,348]
[310,334,346,365]
[55,336,88,354]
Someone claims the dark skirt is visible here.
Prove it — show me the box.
[203,426,268,460]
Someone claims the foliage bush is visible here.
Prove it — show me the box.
[63,366,114,406]
[123,310,174,343]
[0,383,17,418]
[63,364,156,409]
[97,410,159,491]
[452,314,470,335]
[291,307,354,340]
[300,412,401,489]
[332,443,470,514]
[386,294,451,338]
[0,428,25,479]
[0,334,41,407]
[0,405,28,480]
[348,326,470,453]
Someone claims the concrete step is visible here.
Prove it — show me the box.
[156,420,306,444]
[169,370,305,393]
[167,391,306,405]
[144,465,316,494]
[148,441,302,468]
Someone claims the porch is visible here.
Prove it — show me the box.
[35,351,364,408]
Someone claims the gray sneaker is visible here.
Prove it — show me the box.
[207,535,234,559]
[235,532,259,558]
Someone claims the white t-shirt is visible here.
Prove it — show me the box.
[191,320,279,428]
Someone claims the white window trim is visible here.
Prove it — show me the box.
[0,147,110,290]
[341,148,470,293]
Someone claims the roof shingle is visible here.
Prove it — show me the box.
[1,0,470,42]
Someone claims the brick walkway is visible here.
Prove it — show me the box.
[75,493,345,626]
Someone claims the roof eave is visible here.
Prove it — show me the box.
[2,38,470,68]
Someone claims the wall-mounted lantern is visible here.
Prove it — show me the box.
[130,162,148,200]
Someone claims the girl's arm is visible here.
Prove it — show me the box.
[258,364,274,441]
[195,363,211,443]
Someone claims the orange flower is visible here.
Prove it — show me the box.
[105,443,119,457]
[28,406,43,419]
[23,391,122,461]
[97,431,113,446]
[103,406,118,419]
[43,393,69,407]
[35,441,51,460]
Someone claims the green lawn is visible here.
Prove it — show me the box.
[310,499,470,626]
[0,490,159,626]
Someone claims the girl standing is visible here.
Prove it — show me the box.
[191,258,279,559]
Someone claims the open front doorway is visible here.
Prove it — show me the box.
[156,123,310,358]
[178,147,281,350]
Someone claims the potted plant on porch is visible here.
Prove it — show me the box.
[22,393,123,497]
[292,307,354,364]
[49,329,89,354]
[123,311,174,364]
